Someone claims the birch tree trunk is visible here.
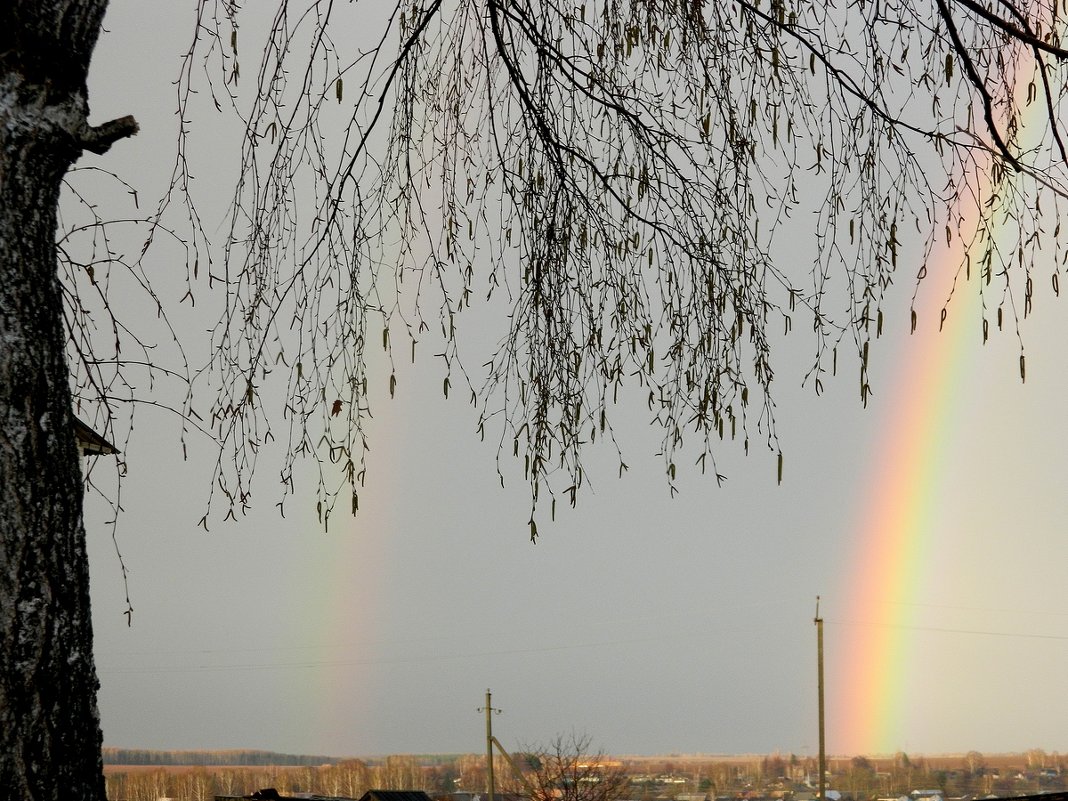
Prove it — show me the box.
[0,2,135,798]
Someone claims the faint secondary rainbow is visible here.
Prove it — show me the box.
[295,372,400,748]
[833,30,1049,753]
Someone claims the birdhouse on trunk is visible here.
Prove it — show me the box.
[73,417,118,456]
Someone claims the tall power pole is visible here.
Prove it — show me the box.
[479,689,501,801]
[815,597,826,801]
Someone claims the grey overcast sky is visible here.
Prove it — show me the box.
[81,0,1068,759]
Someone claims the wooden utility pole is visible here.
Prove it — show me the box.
[476,690,539,801]
[815,597,826,801]
[479,689,501,801]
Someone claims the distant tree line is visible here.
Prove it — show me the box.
[99,748,1068,801]
[102,756,424,801]
[101,748,341,767]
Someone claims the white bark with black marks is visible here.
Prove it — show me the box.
[0,1,135,798]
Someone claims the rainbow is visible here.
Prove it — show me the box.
[831,25,1052,754]
[832,260,982,754]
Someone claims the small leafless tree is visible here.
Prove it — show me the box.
[504,733,630,801]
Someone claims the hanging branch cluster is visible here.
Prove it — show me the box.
[133,0,1068,535]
